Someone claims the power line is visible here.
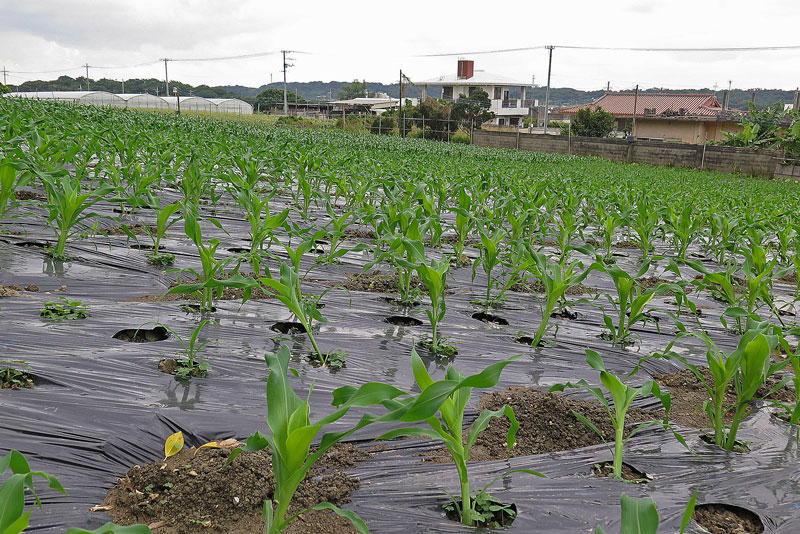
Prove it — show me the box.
[416,43,800,57]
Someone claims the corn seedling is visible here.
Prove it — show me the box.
[595,491,697,534]
[595,261,677,344]
[0,360,34,389]
[40,297,88,320]
[0,160,31,225]
[377,349,542,526]
[37,171,114,260]
[471,228,507,308]
[650,318,784,450]
[154,320,216,380]
[0,449,150,534]
[417,257,456,356]
[230,346,411,534]
[550,350,679,480]
[524,247,593,346]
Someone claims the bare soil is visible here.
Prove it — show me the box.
[105,444,368,534]
[98,224,158,236]
[692,503,764,534]
[125,272,277,303]
[653,367,794,429]
[324,271,440,295]
[507,280,597,296]
[343,228,377,240]
[592,461,650,482]
[14,190,45,200]
[422,387,661,463]
[0,284,39,297]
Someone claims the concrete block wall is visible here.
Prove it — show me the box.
[472,130,782,177]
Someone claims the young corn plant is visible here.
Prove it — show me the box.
[229,346,410,534]
[629,198,661,260]
[376,349,542,527]
[0,160,31,226]
[1,449,151,534]
[769,331,800,424]
[155,319,217,380]
[595,491,697,534]
[651,318,784,450]
[319,202,357,264]
[38,171,114,260]
[167,206,228,312]
[550,350,678,480]
[596,261,678,345]
[229,181,288,276]
[471,228,507,308]
[366,220,426,305]
[417,257,455,356]
[447,188,475,264]
[524,247,593,347]
[663,204,705,259]
[122,201,182,266]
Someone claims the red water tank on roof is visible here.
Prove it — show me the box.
[457,59,474,79]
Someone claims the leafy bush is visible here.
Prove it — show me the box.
[569,106,615,138]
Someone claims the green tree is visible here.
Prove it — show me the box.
[569,106,615,138]
[338,80,373,100]
[254,88,307,110]
[0,84,9,94]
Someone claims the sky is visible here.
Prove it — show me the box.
[2,0,800,92]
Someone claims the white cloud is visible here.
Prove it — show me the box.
[1,0,799,90]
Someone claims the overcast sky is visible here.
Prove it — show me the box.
[2,0,799,92]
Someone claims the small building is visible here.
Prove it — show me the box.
[559,92,743,144]
[5,91,126,108]
[417,60,533,127]
[116,93,170,110]
[207,98,253,115]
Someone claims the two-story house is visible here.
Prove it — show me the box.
[418,60,533,127]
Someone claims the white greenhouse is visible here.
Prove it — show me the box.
[116,93,170,110]
[207,98,253,115]
[160,96,215,113]
[4,91,126,107]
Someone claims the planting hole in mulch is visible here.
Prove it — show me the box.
[343,228,377,240]
[1,370,36,390]
[654,367,794,429]
[592,461,652,482]
[442,496,517,528]
[692,503,764,534]
[129,243,154,251]
[699,434,750,453]
[551,308,578,320]
[380,295,421,307]
[471,312,509,325]
[14,189,45,200]
[104,444,367,534]
[423,387,661,463]
[12,241,48,249]
[515,335,539,346]
[113,326,170,343]
[227,247,251,254]
[384,315,423,326]
[178,303,217,313]
[100,224,157,236]
[271,321,307,334]
[157,358,208,379]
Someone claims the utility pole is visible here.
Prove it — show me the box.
[632,84,639,137]
[794,87,799,111]
[2,66,7,86]
[543,45,554,134]
[160,58,170,95]
[121,79,125,93]
[84,63,90,90]
[607,81,610,92]
[282,50,295,115]
[399,69,404,138]
[174,87,181,115]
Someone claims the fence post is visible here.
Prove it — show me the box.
[447,119,451,142]
[422,116,425,139]
[516,127,520,149]
[568,122,571,154]
[470,119,474,143]
[378,114,382,135]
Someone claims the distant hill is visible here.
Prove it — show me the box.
[7,75,797,111]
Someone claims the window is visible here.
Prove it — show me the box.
[493,87,502,100]
[498,118,505,125]
[443,86,453,100]
[503,90,510,100]
[510,118,519,126]
[468,86,477,97]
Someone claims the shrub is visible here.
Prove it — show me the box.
[569,106,615,138]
